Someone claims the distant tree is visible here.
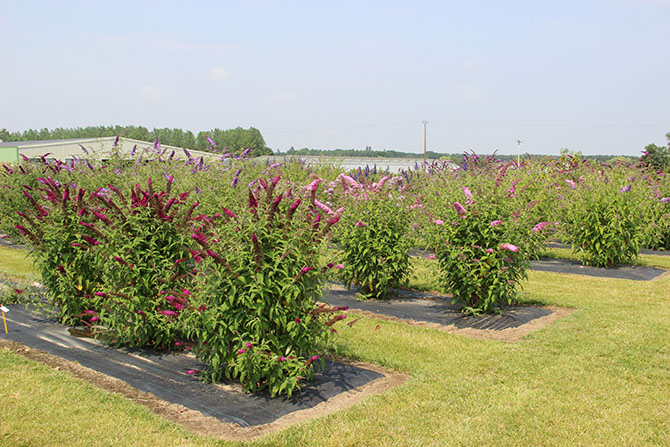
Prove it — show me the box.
[641,141,670,171]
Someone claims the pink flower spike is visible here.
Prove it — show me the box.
[314,199,333,215]
[306,178,323,192]
[335,264,344,270]
[279,356,286,362]
[89,316,100,323]
[237,349,246,355]
[427,254,436,260]
[185,369,197,374]
[485,248,494,253]
[311,355,319,361]
[355,220,366,227]
[499,243,519,252]
[453,202,467,215]
[434,219,444,225]
[160,310,178,316]
[245,342,253,349]
[294,318,302,324]
[490,220,503,227]
[531,222,552,233]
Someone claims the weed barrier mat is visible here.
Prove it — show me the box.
[322,285,573,342]
[411,248,667,281]
[530,258,667,281]
[0,304,405,439]
[546,242,670,257]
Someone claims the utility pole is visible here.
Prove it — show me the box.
[516,139,522,165]
[422,120,428,167]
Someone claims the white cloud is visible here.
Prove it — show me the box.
[272,92,297,103]
[140,85,164,102]
[209,67,229,80]
[462,57,476,72]
[457,83,485,102]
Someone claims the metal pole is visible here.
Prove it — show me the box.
[422,120,428,167]
[516,139,522,165]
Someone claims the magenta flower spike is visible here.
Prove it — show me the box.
[222,207,236,218]
[355,221,366,227]
[289,198,302,212]
[81,235,100,246]
[160,310,178,316]
[273,193,283,207]
[248,190,258,209]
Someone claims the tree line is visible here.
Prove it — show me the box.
[0,125,272,156]
[279,146,642,164]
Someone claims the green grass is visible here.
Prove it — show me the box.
[0,245,35,282]
[542,246,670,270]
[1,250,669,446]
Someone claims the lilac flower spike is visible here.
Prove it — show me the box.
[564,179,577,190]
[620,184,631,193]
[661,197,670,204]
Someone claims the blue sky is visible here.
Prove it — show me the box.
[1,0,668,155]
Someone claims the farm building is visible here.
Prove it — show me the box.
[0,137,217,163]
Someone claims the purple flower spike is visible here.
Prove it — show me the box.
[620,184,631,193]
[661,197,670,204]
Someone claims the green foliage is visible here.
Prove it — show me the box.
[422,183,540,315]
[560,170,644,267]
[181,177,344,396]
[335,174,412,299]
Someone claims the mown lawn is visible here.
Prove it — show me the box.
[1,250,669,446]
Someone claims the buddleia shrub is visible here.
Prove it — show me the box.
[335,174,412,300]
[423,182,551,315]
[181,175,347,396]
[561,171,644,267]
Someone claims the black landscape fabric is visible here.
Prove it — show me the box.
[530,258,666,281]
[1,305,383,427]
[323,288,553,330]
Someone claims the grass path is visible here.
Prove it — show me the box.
[1,250,669,446]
